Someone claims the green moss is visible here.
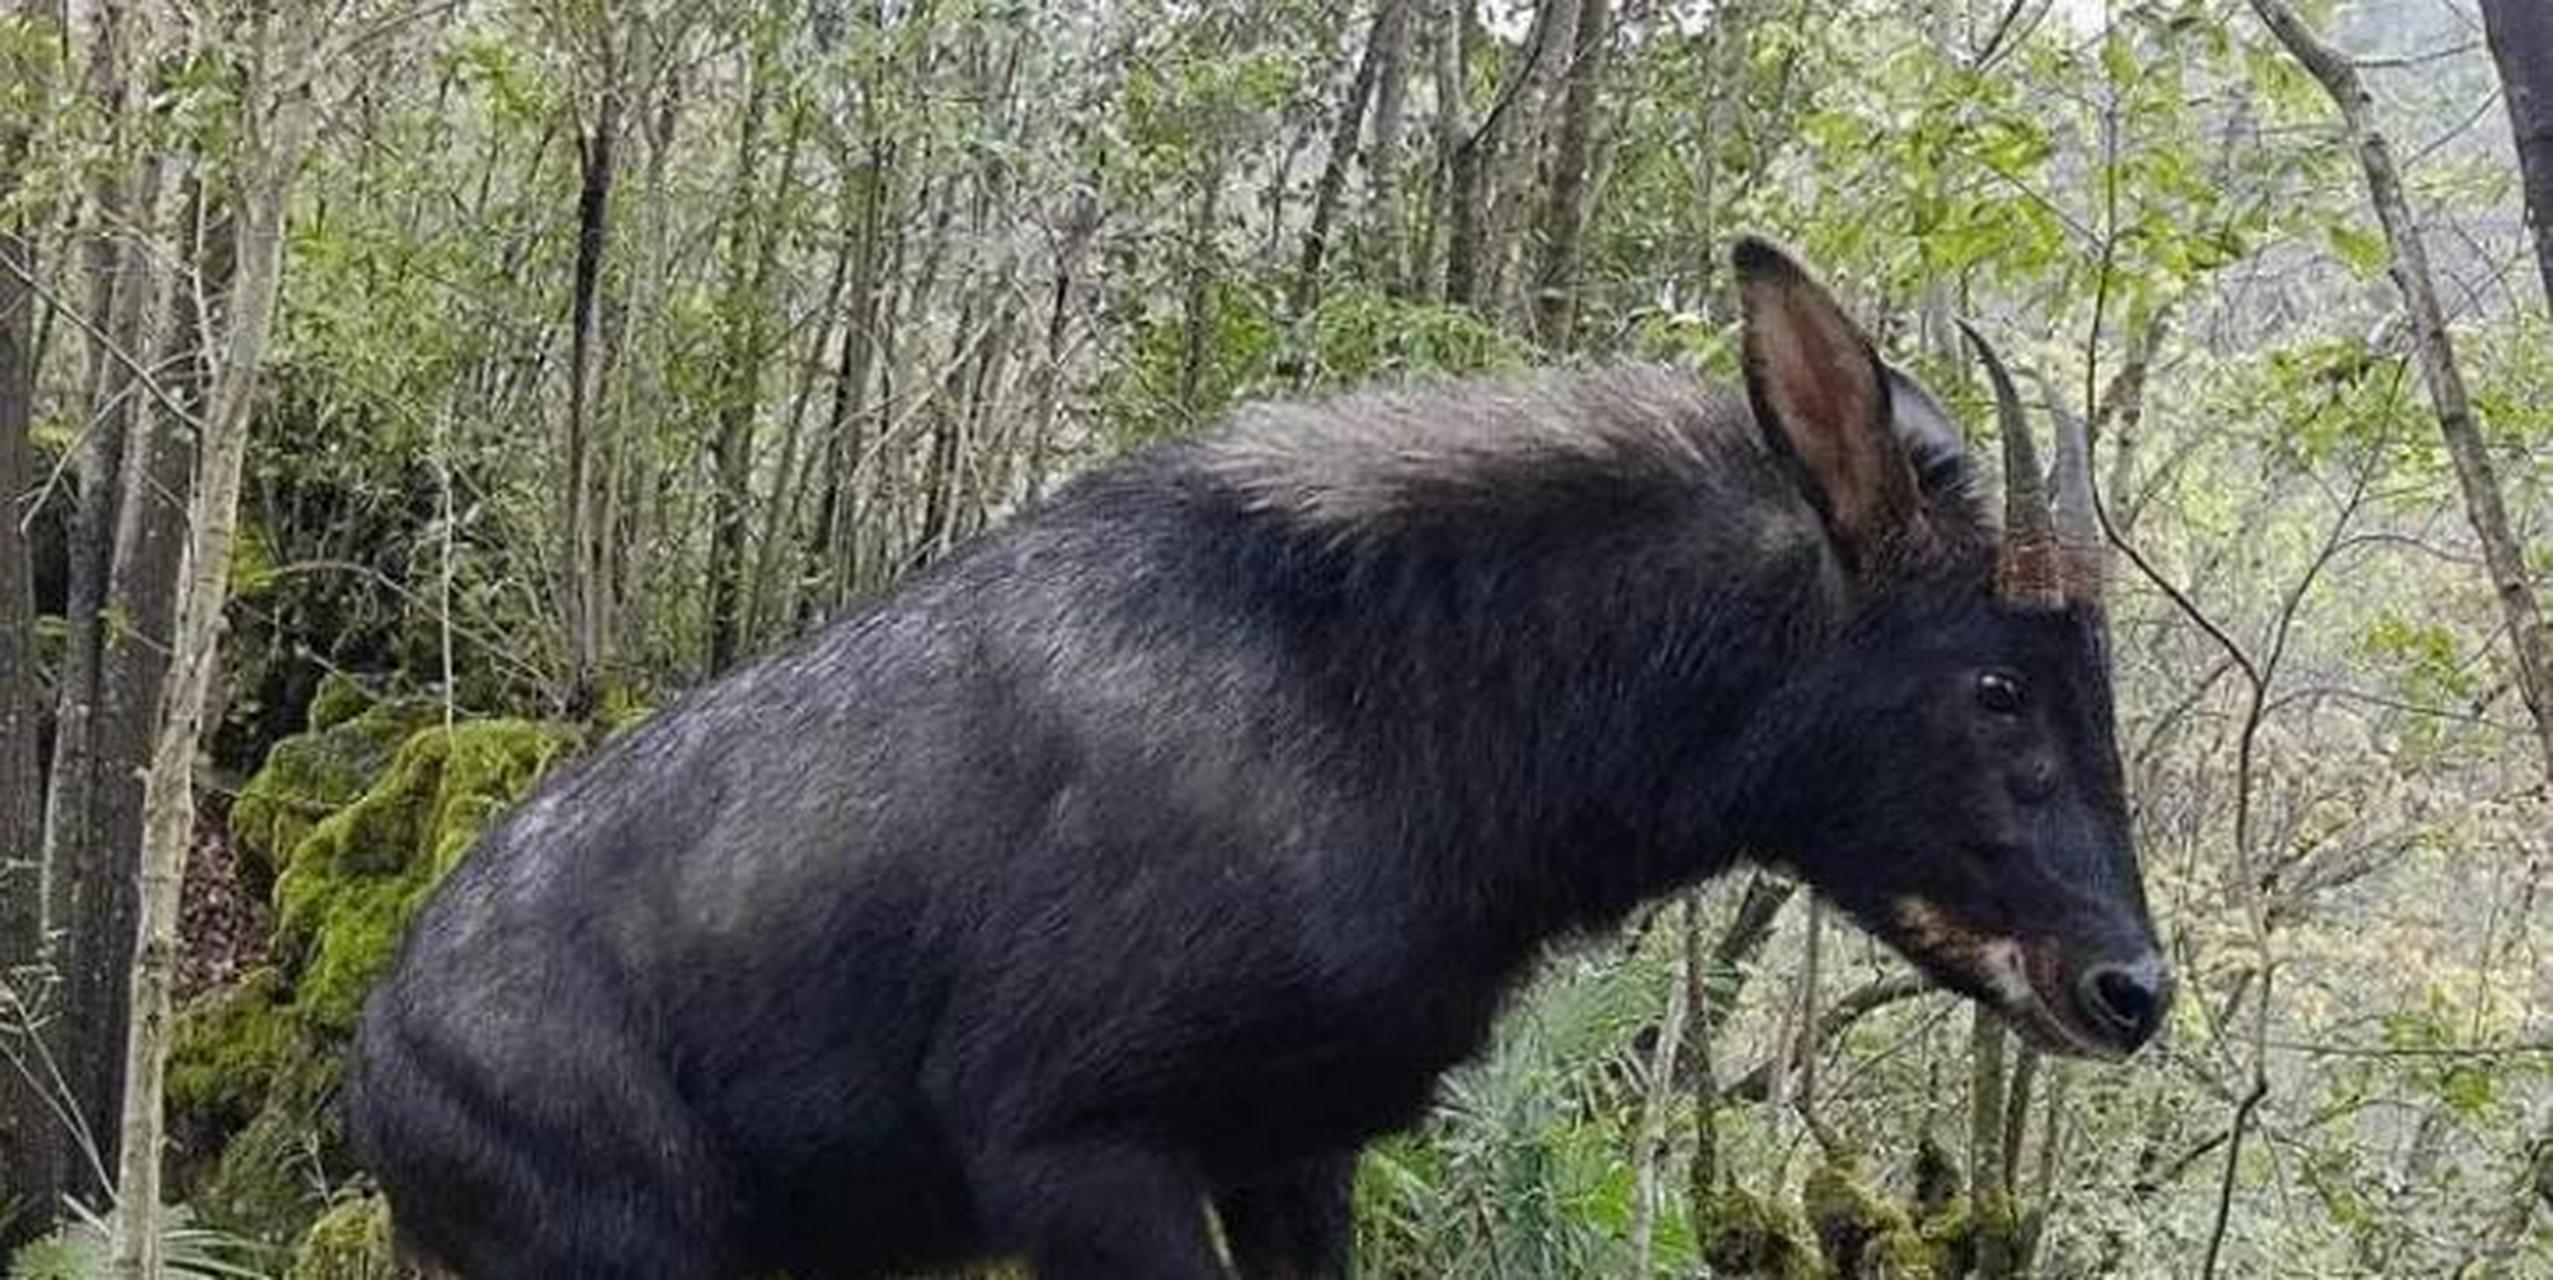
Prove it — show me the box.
[167,967,294,1137]
[231,698,436,886]
[1702,1184,1828,1280]
[1919,1193,1975,1278]
[1968,1187,2027,1278]
[273,719,574,1033]
[195,1051,343,1246]
[594,682,657,738]
[1806,1156,1929,1279]
[287,1194,401,1280]
[1866,1224,1940,1280]
[308,672,374,731]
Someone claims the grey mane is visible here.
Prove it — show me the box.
[1194,365,1772,538]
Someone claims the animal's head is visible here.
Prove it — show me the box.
[1729,237,2170,1061]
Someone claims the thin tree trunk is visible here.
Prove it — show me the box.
[752,220,852,638]
[1969,1006,2015,1277]
[2249,0,2553,782]
[1445,0,1554,309]
[108,45,311,1279]
[1627,900,1691,1274]
[75,154,196,1168]
[706,48,780,673]
[1289,1,1389,319]
[1530,0,1608,347]
[41,0,175,1188]
[1020,191,1096,505]
[0,24,61,1237]
[564,84,620,703]
[1362,0,1412,289]
[1176,159,1222,422]
[1421,0,1464,300]
[1483,0,1577,318]
[605,70,684,664]
[812,142,888,611]
[2099,305,2175,539]
[2480,0,2553,308]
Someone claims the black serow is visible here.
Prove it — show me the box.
[351,240,2170,1280]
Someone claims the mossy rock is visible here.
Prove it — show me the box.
[1805,1155,1932,1279]
[193,1049,344,1246]
[273,719,575,1034]
[309,672,379,732]
[231,696,437,888]
[168,967,296,1148]
[1702,1184,1828,1280]
[287,1194,404,1280]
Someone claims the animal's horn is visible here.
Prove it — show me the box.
[2029,367,2108,605]
[1959,321,2060,610]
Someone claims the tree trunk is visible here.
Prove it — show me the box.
[1020,190,1096,505]
[564,85,620,703]
[75,156,197,1173]
[1362,0,1413,289]
[605,69,685,664]
[40,0,178,1195]
[107,50,312,1280]
[705,61,771,672]
[706,42,795,672]
[2249,0,2553,782]
[1445,0,1557,310]
[811,141,890,611]
[1421,0,1465,300]
[1176,158,1222,422]
[2480,0,2553,308]
[0,22,63,1237]
[1289,1,1389,320]
[1529,0,1609,347]
[1483,0,1577,318]
[1969,1007,2022,1277]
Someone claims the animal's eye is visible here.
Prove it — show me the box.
[1976,671,2027,715]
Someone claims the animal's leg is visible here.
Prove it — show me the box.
[971,1140,1229,1280]
[354,1014,739,1280]
[1214,1152,1357,1280]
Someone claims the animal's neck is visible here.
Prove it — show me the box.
[1305,504,1838,948]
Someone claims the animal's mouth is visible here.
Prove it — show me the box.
[1891,899,2133,1063]
[1980,936,2130,1062]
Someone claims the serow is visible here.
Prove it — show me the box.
[351,238,2170,1280]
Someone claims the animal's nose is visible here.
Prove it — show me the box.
[2075,952,2172,1052]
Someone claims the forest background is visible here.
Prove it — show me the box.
[1,0,2550,1276]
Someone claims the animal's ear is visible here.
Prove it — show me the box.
[1733,236,1923,571]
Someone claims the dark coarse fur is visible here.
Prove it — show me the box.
[353,275,2165,1279]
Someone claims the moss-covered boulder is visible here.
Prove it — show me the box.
[273,718,576,1033]
[228,692,436,890]
[167,967,295,1152]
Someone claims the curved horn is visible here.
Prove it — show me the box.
[2028,367,2109,605]
[1959,321,2060,610]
